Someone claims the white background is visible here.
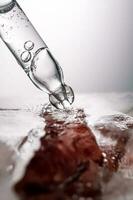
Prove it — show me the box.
[0,0,133,101]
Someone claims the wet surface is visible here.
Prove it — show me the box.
[0,93,133,200]
[15,107,133,200]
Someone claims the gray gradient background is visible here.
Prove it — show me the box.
[0,0,133,100]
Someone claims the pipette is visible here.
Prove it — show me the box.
[0,0,74,109]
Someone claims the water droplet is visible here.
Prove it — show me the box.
[24,40,34,51]
[21,51,31,63]
[104,158,108,163]
[102,152,107,158]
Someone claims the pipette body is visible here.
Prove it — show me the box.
[0,0,74,109]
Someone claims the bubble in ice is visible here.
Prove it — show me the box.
[21,51,31,63]
[24,40,34,51]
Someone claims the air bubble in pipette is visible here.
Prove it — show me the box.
[24,40,34,51]
[21,51,31,63]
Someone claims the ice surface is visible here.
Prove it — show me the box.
[0,93,133,199]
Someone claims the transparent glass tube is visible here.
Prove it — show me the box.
[0,0,74,109]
